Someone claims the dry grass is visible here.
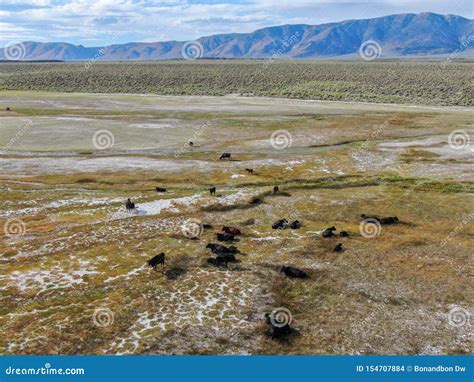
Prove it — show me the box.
[0,94,472,355]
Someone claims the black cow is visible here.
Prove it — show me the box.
[188,141,194,147]
[219,253,237,262]
[147,252,165,270]
[361,214,399,225]
[273,186,280,194]
[246,168,254,174]
[281,266,308,279]
[125,198,136,211]
[333,243,344,253]
[219,153,231,160]
[250,197,262,205]
[380,216,399,225]
[265,313,293,340]
[155,187,167,193]
[6,107,11,111]
[222,226,242,235]
[272,219,289,230]
[290,220,301,229]
[216,232,235,242]
[206,243,239,255]
[322,226,337,238]
[210,186,216,196]
[339,231,349,237]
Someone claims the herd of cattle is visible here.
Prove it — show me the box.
[128,153,400,339]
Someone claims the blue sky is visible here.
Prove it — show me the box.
[0,0,472,46]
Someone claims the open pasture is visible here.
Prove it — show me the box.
[0,92,472,355]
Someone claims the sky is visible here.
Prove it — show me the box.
[0,0,472,46]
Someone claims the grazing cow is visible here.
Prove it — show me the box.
[222,226,242,235]
[125,198,136,211]
[219,253,237,262]
[361,214,399,225]
[147,252,165,270]
[273,186,280,194]
[290,220,302,229]
[265,313,297,340]
[246,168,254,174]
[281,266,308,279]
[206,243,239,255]
[219,153,231,160]
[227,245,240,254]
[188,141,194,147]
[209,186,216,196]
[216,232,235,242]
[6,107,10,111]
[265,313,293,340]
[272,219,289,229]
[208,253,237,267]
[250,197,262,205]
[380,216,399,225]
[203,224,213,229]
[155,187,167,193]
[333,243,344,253]
[322,226,337,238]
[339,231,349,237]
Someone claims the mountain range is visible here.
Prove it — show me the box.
[1,12,473,61]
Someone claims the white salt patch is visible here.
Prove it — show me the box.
[1,197,124,218]
[5,264,98,293]
[108,193,202,220]
[251,236,281,242]
[109,269,262,355]
[129,123,177,129]
[201,190,249,208]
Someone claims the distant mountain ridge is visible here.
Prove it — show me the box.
[1,12,473,61]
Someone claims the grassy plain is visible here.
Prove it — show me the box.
[0,91,472,355]
[0,60,472,105]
